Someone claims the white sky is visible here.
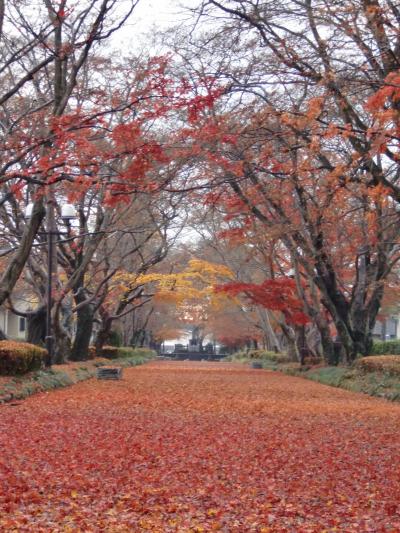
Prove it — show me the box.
[134,0,189,28]
[113,0,198,49]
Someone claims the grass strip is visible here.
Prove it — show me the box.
[0,351,155,404]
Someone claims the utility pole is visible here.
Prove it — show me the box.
[45,187,57,366]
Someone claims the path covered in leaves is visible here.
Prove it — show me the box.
[0,361,400,532]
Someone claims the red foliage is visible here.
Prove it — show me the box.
[4,58,225,208]
[0,361,400,531]
[216,278,310,325]
[365,71,400,112]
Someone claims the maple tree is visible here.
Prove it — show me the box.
[0,1,219,323]
[177,197,327,358]
[215,278,309,326]
[112,256,236,348]
[0,2,222,358]
[91,202,179,356]
[156,0,400,361]
[1,0,400,364]
[0,0,141,307]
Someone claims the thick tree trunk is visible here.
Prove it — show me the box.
[138,330,147,347]
[27,306,46,345]
[326,315,373,363]
[53,332,71,364]
[130,329,141,347]
[53,306,71,364]
[95,311,112,355]
[0,198,45,306]
[328,302,376,363]
[315,273,378,363]
[309,314,336,364]
[131,328,150,347]
[318,325,336,365]
[70,303,94,361]
[95,328,110,355]
[280,323,299,362]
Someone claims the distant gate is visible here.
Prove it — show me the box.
[158,343,226,361]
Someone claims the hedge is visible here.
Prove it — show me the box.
[91,346,156,360]
[115,347,154,358]
[354,355,400,377]
[88,346,122,359]
[370,339,400,355]
[233,349,291,363]
[0,341,47,375]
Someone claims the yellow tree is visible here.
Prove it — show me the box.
[111,258,236,347]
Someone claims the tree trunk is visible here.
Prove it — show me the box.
[0,198,45,305]
[310,314,336,365]
[314,248,385,363]
[70,281,95,361]
[70,303,95,361]
[27,306,46,345]
[280,323,299,362]
[95,327,111,355]
[53,332,71,364]
[258,308,282,352]
[95,310,112,355]
[318,325,336,365]
[53,306,71,364]
[329,306,374,363]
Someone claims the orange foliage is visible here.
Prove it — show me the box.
[0,362,400,531]
[0,341,46,375]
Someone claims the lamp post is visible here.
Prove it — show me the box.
[26,201,77,366]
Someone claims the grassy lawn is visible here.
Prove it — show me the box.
[226,352,400,402]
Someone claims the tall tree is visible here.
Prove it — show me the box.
[0,0,140,312]
[161,0,400,360]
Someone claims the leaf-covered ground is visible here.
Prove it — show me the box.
[0,361,400,532]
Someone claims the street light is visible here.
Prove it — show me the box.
[26,201,77,365]
[61,204,77,221]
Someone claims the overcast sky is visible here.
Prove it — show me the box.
[134,0,188,27]
[113,0,198,50]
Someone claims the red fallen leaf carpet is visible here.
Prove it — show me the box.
[0,361,399,532]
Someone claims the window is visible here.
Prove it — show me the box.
[19,317,26,333]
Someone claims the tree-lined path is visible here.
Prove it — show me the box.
[1,362,400,532]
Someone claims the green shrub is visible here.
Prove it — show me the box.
[370,340,400,355]
[99,345,155,359]
[123,347,156,358]
[304,366,354,387]
[114,347,139,358]
[108,330,122,347]
[116,355,153,367]
[354,355,400,376]
[0,341,47,375]
[232,349,291,363]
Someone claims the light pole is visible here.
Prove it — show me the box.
[26,201,77,365]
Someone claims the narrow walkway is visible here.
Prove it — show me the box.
[0,361,399,532]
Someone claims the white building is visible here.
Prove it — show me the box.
[0,292,33,341]
[372,316,398,341]
[0,308,27,340]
